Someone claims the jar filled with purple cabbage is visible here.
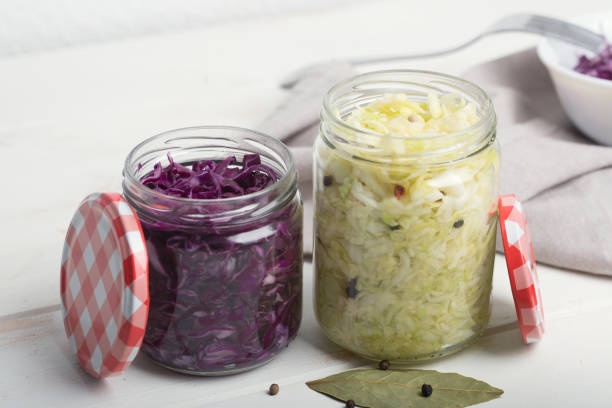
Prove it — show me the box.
[122,126,303,375]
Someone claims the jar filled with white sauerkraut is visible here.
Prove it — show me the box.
[313,70,499,362]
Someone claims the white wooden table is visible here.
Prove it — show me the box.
[1,1,612,406]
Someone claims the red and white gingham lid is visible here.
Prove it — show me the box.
[60,193,149,378]
[498,194,545,344]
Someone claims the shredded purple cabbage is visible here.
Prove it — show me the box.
[137,154,302,373]
[141,153,279,199]
[574,40,612,80]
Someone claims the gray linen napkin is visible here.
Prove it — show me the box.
[465,49,612,275]
[257,50,612,275]
[258,60,355,255]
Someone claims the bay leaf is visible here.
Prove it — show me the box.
[306,369,503,408]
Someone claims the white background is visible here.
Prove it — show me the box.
[0,0,367,57]
[1,1,612,407]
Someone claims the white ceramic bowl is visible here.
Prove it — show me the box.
[537,11,612,145]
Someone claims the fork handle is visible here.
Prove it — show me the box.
[349,34,485,65]
[350,13,604,65]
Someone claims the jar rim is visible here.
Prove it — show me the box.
[322,69,495,142]
[123,125,297,208]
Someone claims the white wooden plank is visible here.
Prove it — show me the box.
[1,260,612,407]
[208,306,612,408]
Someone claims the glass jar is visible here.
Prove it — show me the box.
[313,71,499,362]
[122,126,303,375]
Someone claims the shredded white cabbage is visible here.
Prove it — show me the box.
[314,93,499,360]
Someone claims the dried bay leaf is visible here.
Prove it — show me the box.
[306,369,503,408]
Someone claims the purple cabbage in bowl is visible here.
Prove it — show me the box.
[574,40,612,80]
[137,153,302,374]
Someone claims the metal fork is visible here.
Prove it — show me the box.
[350,13,604,65]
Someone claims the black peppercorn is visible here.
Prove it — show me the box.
[269,383,279,395]
[323,175,333,186]
[421,383,433,397]
[378,360,390,370]
[453,219,464,228]
[346,399,356,408]
[346,278,359,299]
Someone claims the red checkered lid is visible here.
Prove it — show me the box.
[60,193,149,378]
[498,194,544,344]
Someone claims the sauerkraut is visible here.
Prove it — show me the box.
[314,93,499,360]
